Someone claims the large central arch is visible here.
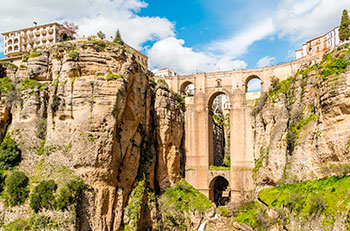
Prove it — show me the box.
[207,91,231,167]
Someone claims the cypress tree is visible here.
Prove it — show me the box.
[113,29,124,45]
[339,9,350,41]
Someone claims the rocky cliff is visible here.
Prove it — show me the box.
[0,39,185,230]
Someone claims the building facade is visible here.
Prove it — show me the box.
[2,22,62,57]
[153,68,177,77]
[296,27,340,59]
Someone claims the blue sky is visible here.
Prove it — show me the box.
[1,0,350,74]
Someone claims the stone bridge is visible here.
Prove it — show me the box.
[158,57,315,203]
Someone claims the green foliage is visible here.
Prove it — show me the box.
[113,29,124,45]
[20,78,44,91]
[67,49,79,60]
[209,165,230,171]
[2,217,29,231]
[29,52,42,58]
[2,215,67,231]
[161,180,212,213]
[253,158,263,180]
[0,77,15,97]
[346,137,350,150]
[339,9,350,41]
[0,135,22,170]
[320,51,350,78]
[160,180,212,228]
[259,176,350,225]
[4,170,29,206]
[213,113,230,128]
[234,201,265,229]
[30,180,58,213]
[157,78,169,88]
[0,169,5,192]
[217,206,230,217]
[107,73,123,80]
[124,179,146,230]
[174,92,185,111]
[97,31,106,40]
[56,179,87,211]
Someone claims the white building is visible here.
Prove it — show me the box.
[295,26,340,59]
[153,68,177,77]
[2,22,63,57]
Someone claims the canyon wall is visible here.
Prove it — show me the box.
[0,39,185,230]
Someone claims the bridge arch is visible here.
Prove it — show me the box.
[180,81,195,96]
[209,176,230,205]
[245,75,262,93]
[207,91,231,167]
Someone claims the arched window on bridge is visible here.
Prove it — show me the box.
[245,76,262,100]
[180,81,195,96]
[209,176,230,206]
[208,92,230,169]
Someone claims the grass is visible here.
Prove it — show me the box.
[209,165,230,171]
[259,176,350,226]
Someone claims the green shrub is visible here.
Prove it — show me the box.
[2,217,29,231]
[209,165,230,171]
[107,73,123,80]
[4,170,29,206]
[0,136,22,170]
[56,179,87,210]
[30,180,58,213]
[0,169,6,192]
[29,52,42,58]
[217,206,230,217]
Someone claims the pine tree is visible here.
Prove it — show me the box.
[113,29,124,45]
[339,9,350,42]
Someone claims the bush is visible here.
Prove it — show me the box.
[217,206,230,217]
[0,169,5,192]
[2,217,29,231]
[30,180,58,213]
[0,136,22,170]
[4,170,29,206]
[56,179,87,210]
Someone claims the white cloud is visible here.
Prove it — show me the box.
[210,19,275,57]
[257,56,276,67]
[0,0,174,50]
[147,37,247,74]
[275,0,350,42]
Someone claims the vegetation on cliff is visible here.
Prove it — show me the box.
[160,180,213,229]
[339,9,350,42]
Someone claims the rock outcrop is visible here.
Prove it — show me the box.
[0,39,185,231]
[252,48,350,187]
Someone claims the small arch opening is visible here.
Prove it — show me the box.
[208,92,230,168]
[14,38,19,44]
[246,76,262,93]
[180,81,195,96]
[209,176,230,206]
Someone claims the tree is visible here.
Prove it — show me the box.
[97,31,106,40]
[58,21,79,41]
[113,29,124,45]
[339,9,350,42]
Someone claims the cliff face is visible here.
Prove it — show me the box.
[0,39,184,230]
[253,48,350,186]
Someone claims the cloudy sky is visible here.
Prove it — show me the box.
[0,0,349,74]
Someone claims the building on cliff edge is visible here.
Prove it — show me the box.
[1,22,149,69]
[295,26,341,59]
[1,22,65,58]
